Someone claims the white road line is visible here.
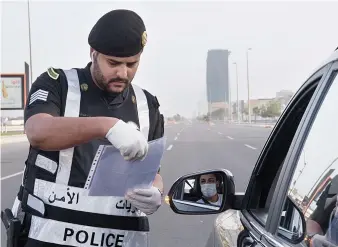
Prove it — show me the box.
[167,144,173,151]
[218,132,222,135]
[1,171,24,181]
[227,136,234,140]
[174,137,178,141]
[245,144,257,150]
[177,133,180,136]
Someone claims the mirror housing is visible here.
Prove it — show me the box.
[167,169,235,215]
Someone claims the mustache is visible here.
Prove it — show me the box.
[108,78,129,84]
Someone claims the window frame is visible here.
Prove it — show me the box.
[241,62,331,230]
[267,60,338,242]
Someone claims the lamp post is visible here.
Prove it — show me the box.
[227,50,232,122]
[233,62,239,123]
[27,0,33,83]
[246,48,252,123]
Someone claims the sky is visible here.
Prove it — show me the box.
[1,0,338,118]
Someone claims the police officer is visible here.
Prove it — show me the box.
[10,9,164,247]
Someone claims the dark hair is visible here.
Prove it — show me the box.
[195,173,222,196]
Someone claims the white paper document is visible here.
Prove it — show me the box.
[87,137,166,197]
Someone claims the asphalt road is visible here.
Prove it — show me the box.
[0,122,272,247]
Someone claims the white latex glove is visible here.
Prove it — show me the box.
[106,120,148,161]
[125,186,162,215]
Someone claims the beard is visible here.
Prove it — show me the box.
[92,57,130,93]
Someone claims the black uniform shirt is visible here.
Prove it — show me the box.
[24,63,164,187]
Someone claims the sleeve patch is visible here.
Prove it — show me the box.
[47,67,59,80]
[29,89,49,105]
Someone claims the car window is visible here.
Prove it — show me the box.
[247,75,322,226]
[278,70,338,245]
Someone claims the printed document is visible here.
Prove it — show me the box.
[88,137,166,197]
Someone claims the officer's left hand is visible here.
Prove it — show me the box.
[125,186,162,215]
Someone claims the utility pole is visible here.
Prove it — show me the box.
[27,0,33,84]
[233,62,240,123]
[246,48,252,123]
[226,50,232,123]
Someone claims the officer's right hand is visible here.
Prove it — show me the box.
[105,120,148,160]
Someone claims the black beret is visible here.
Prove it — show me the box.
[88,9,147,57]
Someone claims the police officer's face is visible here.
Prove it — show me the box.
[91,51,141,93]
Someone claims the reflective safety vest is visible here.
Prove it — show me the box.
[12,69,152,247]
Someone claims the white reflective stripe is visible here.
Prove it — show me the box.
[56,69,81,185]
[29,216,148,247]
[34,179,145,217]
[132,84,150,140]
[11,196,21,217]
[27,194,45,215]
[12,166,27,217]
[35,154,58,174]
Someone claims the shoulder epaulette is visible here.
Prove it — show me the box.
[47,67,59,80]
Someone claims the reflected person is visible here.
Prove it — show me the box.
[196,173,223,206]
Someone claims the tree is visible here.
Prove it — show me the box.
[266,100,281,117]
[259,105,268,118]
[252,107,260,122]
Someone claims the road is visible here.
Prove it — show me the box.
[1,122,272,247]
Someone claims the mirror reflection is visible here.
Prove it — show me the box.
[172,172,225,213]
[279,197,304,242]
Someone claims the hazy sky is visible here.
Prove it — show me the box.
[1,0,338,117]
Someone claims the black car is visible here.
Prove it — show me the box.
[167,48,338,247]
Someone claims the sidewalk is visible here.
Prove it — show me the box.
[1,134,28,145]
[237,123,275,128]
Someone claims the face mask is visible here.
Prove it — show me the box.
[201,183,217,198]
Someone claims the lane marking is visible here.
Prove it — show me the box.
[167,145,173,151]
[177,133,180,136]
[218,132,222,135]
[174,137,178,141]
[227,136,234,140]
[245,144,257,150]
[1,171,24,181]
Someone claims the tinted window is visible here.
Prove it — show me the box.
[278,71,338,245]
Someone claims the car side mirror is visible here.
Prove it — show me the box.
[278,196,306,244]
[167,169,235,215]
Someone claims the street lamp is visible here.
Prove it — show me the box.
[233,62,240,123]
[27,0,33,83]
[227,50,232,123]
[246,48,252,123]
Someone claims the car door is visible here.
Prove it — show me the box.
[234,59,337,247]
[262,60,338,247]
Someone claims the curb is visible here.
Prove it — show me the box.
[1,135,28,145]
[232,123,275,129]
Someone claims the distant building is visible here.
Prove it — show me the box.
[206,49,230,117]
[276,90,293,98]
[248,98,274,109]
[276,90,294,111]
[206,49,230,104]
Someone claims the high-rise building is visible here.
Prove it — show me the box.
[206,49,230,104]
